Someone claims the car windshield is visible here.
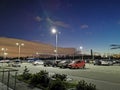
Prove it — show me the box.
[71,61,76,64]
[59,60,66,63]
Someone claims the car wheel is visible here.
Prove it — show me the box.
[69,67,72,69]
[82,65,85,69]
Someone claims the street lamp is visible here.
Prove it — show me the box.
[52,28,58,61]
[1,48,8,59]
[16,43,24,59]
[80,46,83,60]
[36,52,40,59]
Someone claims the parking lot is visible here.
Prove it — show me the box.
[1,62,120,90]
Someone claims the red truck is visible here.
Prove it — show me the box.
[68,60,85,69]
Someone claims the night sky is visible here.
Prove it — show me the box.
[0,0,120,55]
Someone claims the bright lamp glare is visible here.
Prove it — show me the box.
[21,43,24,46]
[16,43,19,45]
[52,28,57,34]
[80,46,83,50]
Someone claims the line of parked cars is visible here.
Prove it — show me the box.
[93,59,120,66]
[32,59,86,69]
[27,58,86,69]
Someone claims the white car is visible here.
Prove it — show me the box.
[100,60,113,65]
[32,60,44,65]
[12,59,21,67]
[0,60,10,63]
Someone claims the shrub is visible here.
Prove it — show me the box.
[18,66,32,82]
[48,79,67,90]
[51,74,67,81]
[17,68,97,90]
[29,70,49,87]
[76,80,96,90]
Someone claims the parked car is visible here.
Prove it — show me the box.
[28,59,35,63]
[58,60,72,68]
[68,60,85,69]
[52,60,61,67]
[94,59,113,66]
[44,60,54,67]
[32,60,44,65]
[116,60,120,64]
[12,59,21,67]
[100,59,113,65]
[0,60,10,63]
[93,59,101,65]
[27,58,37,63]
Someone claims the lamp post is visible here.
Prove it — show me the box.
[1,48,8,60]
[16,43,24,59]
[80,46,83,60]
[52,28,58,61]
[36,52,40,59]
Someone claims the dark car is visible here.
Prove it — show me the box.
[116,60,120,64]
[52,60,61,67]
[58,60,72,68]
[44,60,61,67]
[44,60,54,67]
[93,59,101,65]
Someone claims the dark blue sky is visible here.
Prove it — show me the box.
[0,0,120,55]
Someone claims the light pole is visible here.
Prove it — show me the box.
[16,43,24,59]
[52,28,58,61]
[80,46,83,60]
[1,48,8,60]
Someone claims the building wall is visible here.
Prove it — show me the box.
[0,37,75,57]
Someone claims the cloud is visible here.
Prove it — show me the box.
[46,17,70,28]
[35,16,43,22]
[80,24,88,29]
[46,17,54,24]
[54,21,70,28]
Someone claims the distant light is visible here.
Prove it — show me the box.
[36,52,39,55]
[52,28,57,34]
[16,43,19,46]
[80,46,83,50]
[1,48,4,51]
[4,53,8,55]
[54,50,57,53]
[16,43,24,46]
[21,43,24,46]
[1,48,7,51]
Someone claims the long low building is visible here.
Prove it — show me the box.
[0,37,76,58]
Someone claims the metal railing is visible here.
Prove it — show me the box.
[0,68,18,90]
